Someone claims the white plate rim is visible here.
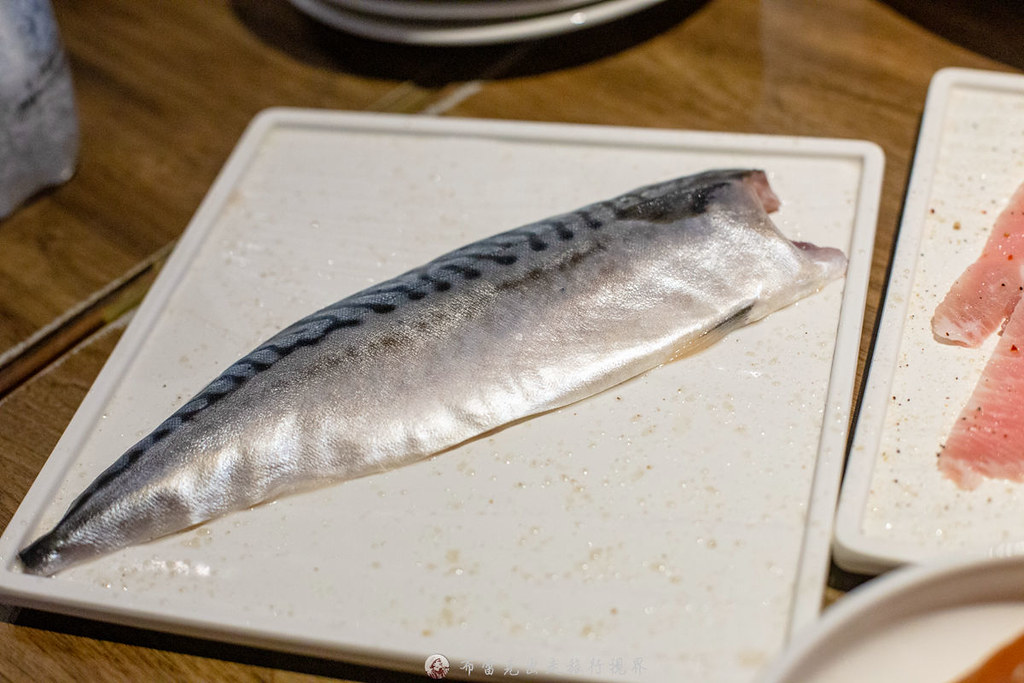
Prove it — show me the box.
[834,67,1024,576]
[757,551,1024,683]
[0,109,884,676]
[286,0,667,45]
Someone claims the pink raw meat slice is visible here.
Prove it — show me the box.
[940,295,1024,489]
[932,181,1024,347]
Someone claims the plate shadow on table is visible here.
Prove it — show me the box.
[829,560,877,594]
[230,0,710,86]
[11,607,425,683]
[883,0,1022,70]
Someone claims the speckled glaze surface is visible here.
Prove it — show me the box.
[836,68,1024,575]
[0,111,881,681]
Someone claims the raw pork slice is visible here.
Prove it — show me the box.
[940,295,1024,488]
[932,181,1024,347]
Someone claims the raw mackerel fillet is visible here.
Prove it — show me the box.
[935,180,1024,488]
[18,169,846,576]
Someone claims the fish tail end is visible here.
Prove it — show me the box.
[18,532,63,577]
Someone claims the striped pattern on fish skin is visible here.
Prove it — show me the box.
[18,169,846,576]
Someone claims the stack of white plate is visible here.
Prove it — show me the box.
[287,0,668,46]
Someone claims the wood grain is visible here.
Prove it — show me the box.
[0,0,484,374]
[0,321,124,536]
[0,0,1021,680]
[0,620,332,683]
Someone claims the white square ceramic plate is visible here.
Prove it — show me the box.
[835,68,1024,575]
[0,110,881,681]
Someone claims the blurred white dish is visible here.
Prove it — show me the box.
[287,0,667,45]
[324,0,598,21]
[834,67,1024,575]
[759,554,1024,683]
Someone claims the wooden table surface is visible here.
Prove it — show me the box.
[0,1,1020,680]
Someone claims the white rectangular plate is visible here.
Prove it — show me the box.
[0,110,881,681]
[835,68,1024,575]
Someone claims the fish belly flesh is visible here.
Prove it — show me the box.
[940,296,1024,489]
[18,169,846,576]
[932,180,1024,346]
[935,180,1024,488]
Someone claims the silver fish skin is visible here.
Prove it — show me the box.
[19,169,846,576]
